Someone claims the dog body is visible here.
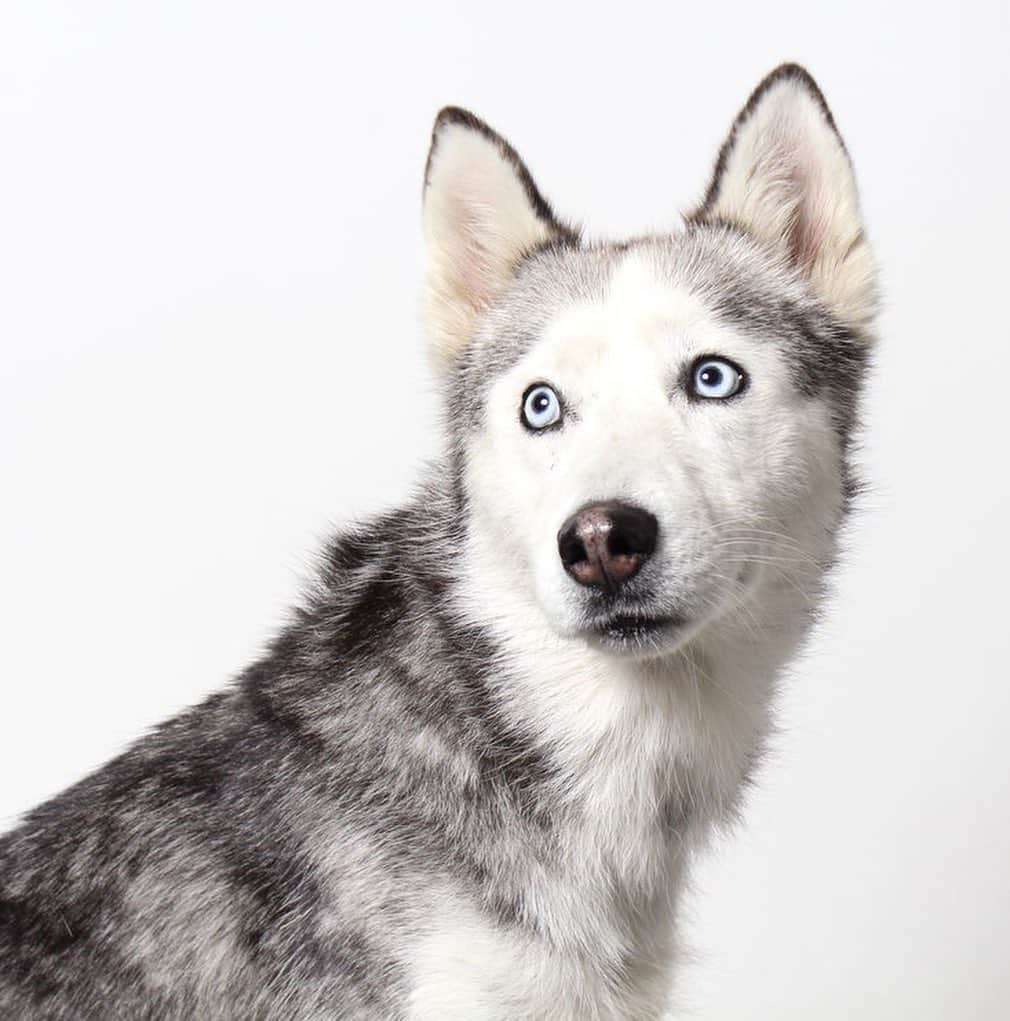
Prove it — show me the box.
[0,66,877,1019]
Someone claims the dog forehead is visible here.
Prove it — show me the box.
[494,247,745,387]
[455,230,824,427]
[539,253,717,360]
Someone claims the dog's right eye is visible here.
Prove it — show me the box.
[521,383,562,431]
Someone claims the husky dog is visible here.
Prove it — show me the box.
[0,64,877,1019]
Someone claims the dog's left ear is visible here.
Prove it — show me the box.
[692,65,878,331]
[422,108,574,371]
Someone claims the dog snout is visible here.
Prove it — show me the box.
[557,501,658,593]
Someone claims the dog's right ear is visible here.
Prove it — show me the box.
[422,108,574,372]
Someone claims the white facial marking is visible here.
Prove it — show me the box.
[464,251,841,657]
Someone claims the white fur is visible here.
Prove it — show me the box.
[408,252,845,1018]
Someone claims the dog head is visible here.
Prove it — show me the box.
[422,66,877,658]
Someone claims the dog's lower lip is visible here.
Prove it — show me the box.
[592,614,681,639]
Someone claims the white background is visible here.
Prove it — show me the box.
[2,2,1008,1017]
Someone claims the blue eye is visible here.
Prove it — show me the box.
[522,383,562,431]
[690,357,746,400]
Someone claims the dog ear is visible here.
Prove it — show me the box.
[692,65,878,331]
[422,108,575,370]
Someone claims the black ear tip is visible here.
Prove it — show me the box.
[765,62,822,91]
[432,105,486,136]
[425,106,498,194]
[749,63,836,123]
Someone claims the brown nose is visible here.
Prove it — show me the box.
[557,501,658,592]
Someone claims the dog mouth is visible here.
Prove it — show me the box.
[588,613,685,651]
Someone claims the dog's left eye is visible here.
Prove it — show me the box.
[689,356,746,400]
[521,383,562,431]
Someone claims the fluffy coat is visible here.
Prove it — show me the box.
[0,64,878,1019]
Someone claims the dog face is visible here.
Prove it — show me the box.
[423,67,877,658]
